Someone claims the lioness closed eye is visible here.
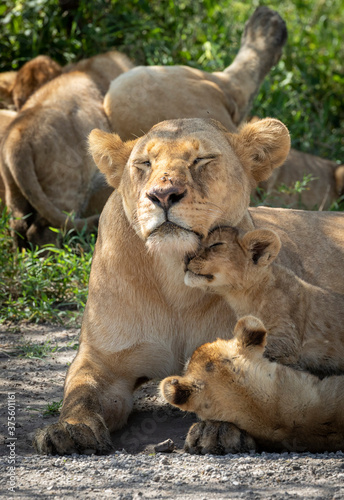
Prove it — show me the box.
[185,226,344,377]
[160,316,344,453]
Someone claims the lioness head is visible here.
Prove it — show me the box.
[160,315,267,418]
[184,226,281,289]
[89,117,289,256]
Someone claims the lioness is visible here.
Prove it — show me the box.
[185,226,344,377]
[160,316,344,453]
[33,115,344,456]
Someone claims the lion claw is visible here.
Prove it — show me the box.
[33,421,113,456]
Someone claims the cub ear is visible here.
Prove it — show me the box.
[88,129,138,188]
[228,118,291,184]
[234,316,267,350]
[159,376,193,407]
[239,229,281,267]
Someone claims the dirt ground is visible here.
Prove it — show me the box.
[1,322,344,499]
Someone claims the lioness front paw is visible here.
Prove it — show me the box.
[184,421,257,455]
[33,420,113,455]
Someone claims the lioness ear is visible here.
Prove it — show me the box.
[234,316,267,350]
[239,229,281,267]
[228,118,291,185]
[88,129,137,188]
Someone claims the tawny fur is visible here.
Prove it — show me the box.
[32,8,344,457]
[0,71,17,109]
[64,51,134,96]
[0,109,17,206]
[185,226,344,377]
[0,50,132,248]
[11,55,62,110]
[161,316,344,453]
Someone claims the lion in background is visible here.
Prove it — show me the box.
[161,315,344,453]
[0,51,133,248]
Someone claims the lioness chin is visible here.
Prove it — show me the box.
[161,316,344,453]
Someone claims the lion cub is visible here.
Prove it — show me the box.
[184,226,344,377]
[160,316,344,452]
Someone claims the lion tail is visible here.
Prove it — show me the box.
[2,132,99,233]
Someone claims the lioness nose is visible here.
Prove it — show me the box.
[146,186,187,210]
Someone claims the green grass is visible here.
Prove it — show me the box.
[0,207,94,324]
[17,339,59,359]
[43,399,63,417]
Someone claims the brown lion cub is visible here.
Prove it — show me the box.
[184,226,344,377]
[161,316,344,453]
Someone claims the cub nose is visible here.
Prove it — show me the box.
[146,185,187,210]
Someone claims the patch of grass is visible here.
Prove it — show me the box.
[0,207,95,324]
[43,399,63,417]
[18,339,59,359]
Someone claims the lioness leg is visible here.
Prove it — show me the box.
[184,421,257,455]
[221,6,287,125]
[34,342,172,455]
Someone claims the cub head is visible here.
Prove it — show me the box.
[184,227,281,289]
[89,117,289,257]
[12,55,62,110]
[160,315,267,418]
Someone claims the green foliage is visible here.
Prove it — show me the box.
[17,339,59,359]
[0,206,94,324]
[0,0,343,161]
[251,173,319,209]
[43,399,63,417]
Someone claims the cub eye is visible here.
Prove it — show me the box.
[208,242,224,249]
[142,160,151,167]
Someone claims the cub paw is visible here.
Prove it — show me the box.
[33,420,113,456]
[184,420,257,455]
